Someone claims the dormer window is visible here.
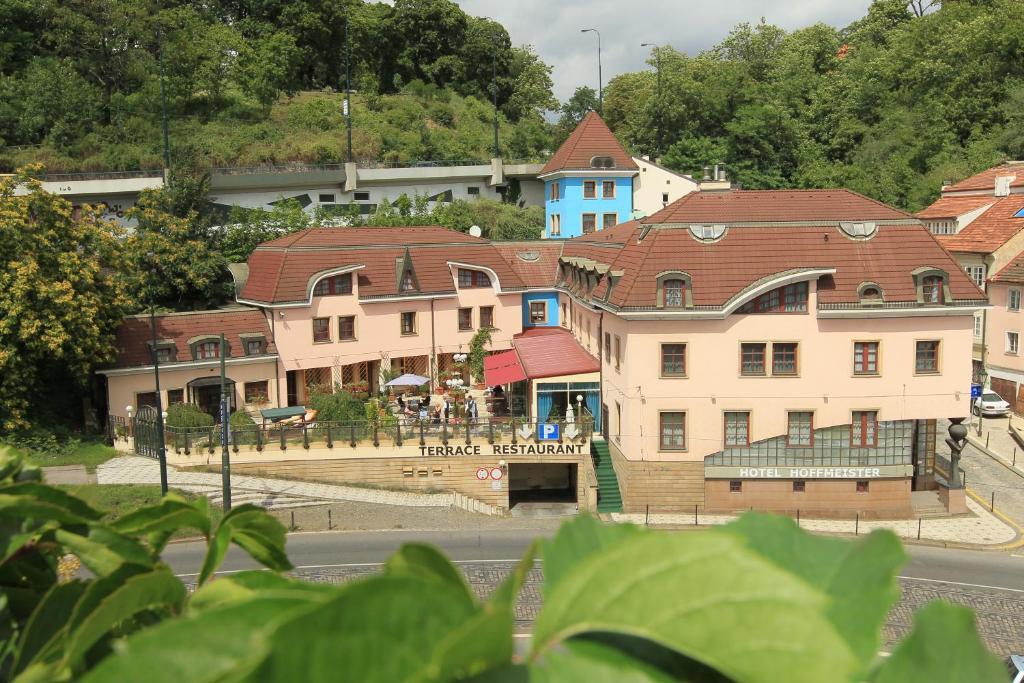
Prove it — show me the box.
[400,270,415,292]
[313,273,352,297]
[457,268,491,288]
[922,275,943,304]
[590,156,615,169]
[688,224,727,242]
[839,222,877,239]
[149,339,176,364]
[195,340,220,360]
[664,279,685,308]
[857,282,884,306]
[737,282,808,313]
[656,272,693,309]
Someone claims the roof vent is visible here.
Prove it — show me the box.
[590,156,615,169]
[516,250,540,262]
[688,224,727,242]
[838,222,877,239]
[468,225,482,237]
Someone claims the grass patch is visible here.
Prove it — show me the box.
[17,440,117,473]
[60,484,223,537]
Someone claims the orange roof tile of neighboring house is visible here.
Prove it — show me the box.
[110,308,276,369]
[258,226,486,249]
[990,252,1024,285]
[641,189,911,224]
[945,162,1024,193]
[539,111,638,175]
[935,196,1024,253]
[915,195,995,220]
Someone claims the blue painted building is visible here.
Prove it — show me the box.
[521,291,560,328]
[539,111,639,239]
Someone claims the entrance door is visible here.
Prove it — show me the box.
[601,404,609,440]
[286,370,298,406]
[195,385,221,419]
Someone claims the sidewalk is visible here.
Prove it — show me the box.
[611,493,1016,547]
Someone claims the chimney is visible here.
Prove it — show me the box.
[700,161,733,193]
[995,175,1014,197]
[702,165,711,181]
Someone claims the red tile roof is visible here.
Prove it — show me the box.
[935,196,1024,253]
[945,162,1024,193]
[491,242,563,288]
[566,222,981,308]
[539,112,638,175]
[512,328,600,379]
[915,196,995,220]
[990,252,1024,285]
[241,227,528,304]
[111,308,275,369]
[642,189,911,224]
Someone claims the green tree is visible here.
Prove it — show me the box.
[555,86,599,144]
[222,199,312,264]
[0,170,129,432]
[504,45,558,120]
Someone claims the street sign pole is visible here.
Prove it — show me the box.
[220,333,231,511]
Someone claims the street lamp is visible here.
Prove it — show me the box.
[492,31,501,158]
[641,42,662,158]
[581,28,603,113]
[149,303,169,495]
[344,15,353,163]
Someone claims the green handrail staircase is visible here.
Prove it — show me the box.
[591,439,623,513]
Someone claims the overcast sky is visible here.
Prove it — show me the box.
[455,0,875,103]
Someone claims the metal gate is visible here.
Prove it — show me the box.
[990,377,1022,415]
[132,405,161,459]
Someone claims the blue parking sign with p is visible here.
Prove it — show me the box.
[538,423,560,440]
[971,384,982,399]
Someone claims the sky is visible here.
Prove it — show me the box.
[454,0,875,103]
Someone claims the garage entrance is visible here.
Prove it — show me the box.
[508,463,578,507]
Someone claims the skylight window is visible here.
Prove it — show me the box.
[1014,208,1024,218]
[839,222,877,239]
[688,224,727,241]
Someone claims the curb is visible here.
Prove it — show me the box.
[961,434,1024,550]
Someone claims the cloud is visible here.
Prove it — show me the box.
[456,0,873,103]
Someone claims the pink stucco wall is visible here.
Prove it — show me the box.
[984,283,1024,373]
[106,359,280,420]
[269,265,523,395]
[600,283,974,463]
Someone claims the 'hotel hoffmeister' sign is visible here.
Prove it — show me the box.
[704,465,914,479]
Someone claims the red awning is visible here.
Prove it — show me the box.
[483,349,528,386]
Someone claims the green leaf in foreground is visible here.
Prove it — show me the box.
[541,514,640,596]
[530,639,680,683]
[532,515,864,683]
[0,483,102,525]
[869,601,1006,683]
[720,513,905,666]
[198,504,291,585]
[110,492,211,540]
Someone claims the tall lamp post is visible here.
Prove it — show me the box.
[491,31,501,159]
[640,42,662,158]
[156,15,171,174]
[149,304,168,495]
[344,16,353,163]
[580,28,603,113]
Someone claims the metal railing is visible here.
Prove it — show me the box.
[210,163,347,176]
[355,158,491,170]
[151,417,592,456]
[41,170,163,182]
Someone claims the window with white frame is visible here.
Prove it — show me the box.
[974,313,983,339]
[1007,331,1019,355]
[964,265,985,289]
[929,220,956,235]
[1010,289,1021,311]
[550,214,561,236]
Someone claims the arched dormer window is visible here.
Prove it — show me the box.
[656,272,693,309]
[857,282,884,307]
[188,335,224,360]
[737,282,808,313]
[911,267,950,306]
[457,268,491,288]
[590,156,615,169]
[313,273,353,297]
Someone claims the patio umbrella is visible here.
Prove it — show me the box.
[384,373,430,387]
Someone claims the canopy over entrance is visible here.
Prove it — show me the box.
[483,349,528,386]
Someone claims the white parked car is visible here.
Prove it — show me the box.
[974,391,1011,417]
[1008,654,1024,683]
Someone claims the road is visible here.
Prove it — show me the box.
[164,527,1024,655]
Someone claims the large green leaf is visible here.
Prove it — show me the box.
[110,493,211,539]
[62,565,186,667]
[488,540,538,612]
[0,483,102,525]
[54,527,153,576]
[529,639,680,683]
[12,581,87,675]
[79,597,313,683]
[869,601,1006,683]
[198,505,291,585]
[720,514,905,666]
[188,571,332,613]
[541,514,640,596]
[384,543,474,606]
[253,575,486,682]
[532,523,861,683]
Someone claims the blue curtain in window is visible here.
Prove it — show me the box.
[585,391,600,431]
[537,391,554,423]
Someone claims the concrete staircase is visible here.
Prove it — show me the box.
[205,490,327,511]
[910,490,949,518]
[591,440,623,513]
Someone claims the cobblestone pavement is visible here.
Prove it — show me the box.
[954,415,1024,529]
[201,562,1022,655]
